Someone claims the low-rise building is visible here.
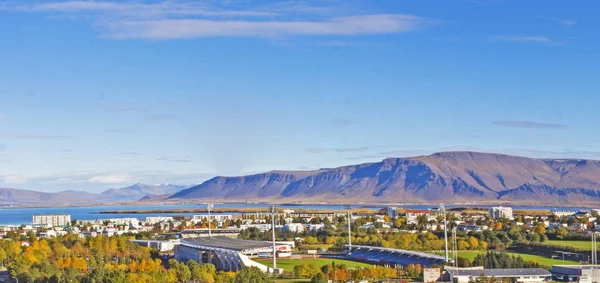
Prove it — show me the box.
[406,209,431,224]
[145,216,174,224]
[282,223,305,233]
[553,209,578,218]
[444,266,551,283]
[552,265,600,283]
[457,224,488,232]
[193,214,233,222]
[240,224,276,232]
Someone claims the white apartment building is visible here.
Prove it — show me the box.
[193,214,233,222]
[553,209,577,218]
[145,216,174,224]
[32,214,71,228]
[489,206,514,220]
[240,224,279,232]
[282,223,305,233]
[105,218,139,225]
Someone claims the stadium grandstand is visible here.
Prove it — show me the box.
[175,236,291,273]
[345,245,448,267]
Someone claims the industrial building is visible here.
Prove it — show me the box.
[444,266,551,283]
[551,265,600,283]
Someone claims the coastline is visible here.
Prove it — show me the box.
[1,200,599,210]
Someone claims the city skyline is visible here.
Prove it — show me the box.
[1,0,599,192]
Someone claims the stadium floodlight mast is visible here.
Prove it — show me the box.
[271,205,277,274]
[593,231,597,265]
[441,203,449,263]
[452,227,458,268]
[344,204,352,254]
[207,203,214,237]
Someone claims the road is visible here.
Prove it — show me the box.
[0,269,13,282]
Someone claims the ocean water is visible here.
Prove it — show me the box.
[0,203,592,225]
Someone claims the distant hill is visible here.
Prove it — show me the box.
[137,194,172,202]
[0,188,103,206]
[168,151,600,205]
[101,183,187,202]
[0,183,187,206]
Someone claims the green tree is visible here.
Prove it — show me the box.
[233,267,270,283]
[311,272,328,283]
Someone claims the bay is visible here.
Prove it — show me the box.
[0,203,592,226]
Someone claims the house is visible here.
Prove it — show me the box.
[571,211,592,219]
[553,210,578,218]
[457,224,488,233]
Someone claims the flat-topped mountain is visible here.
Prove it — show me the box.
[168,151,600,204]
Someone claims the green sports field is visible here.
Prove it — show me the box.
[547,240,592,251]
[255,258,372,272]
[456,251,579,266]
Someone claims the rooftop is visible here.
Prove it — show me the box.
[181,236,273,251]
[553,265,600,271]
[446,268,551,277]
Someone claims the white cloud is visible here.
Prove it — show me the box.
[106,14,426,39]
[2,175,28,184]
[493,120,566,129]
[538,16,576,27]
[489,36,565,45]
[0,132,70,140]
[19,1,275,18]
[34,170,213,186]
[319,40,355,47]
[3,1,430,40]
[559,19,576,26]
[89,174,133,184]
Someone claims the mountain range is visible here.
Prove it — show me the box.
[5,151,600,206]
[0,183,187,206]
[168,151,600,205]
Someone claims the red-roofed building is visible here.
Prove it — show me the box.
[406,209,431,224]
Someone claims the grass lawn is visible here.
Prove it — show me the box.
[548,240,592,251]
[456,251,579,266]
[255,258,372,273]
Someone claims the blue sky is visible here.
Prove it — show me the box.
[1,0,599,192]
